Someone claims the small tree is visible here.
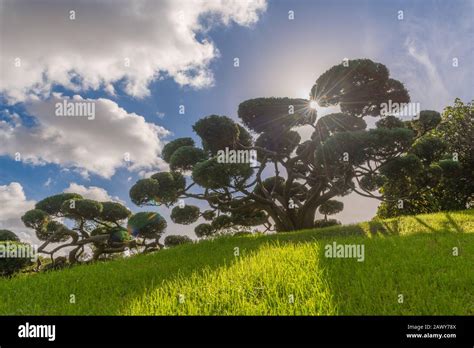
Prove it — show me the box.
[0,230,33,277]
[21,193,166,264]
[164,235,193,248]
[318,200,344,221]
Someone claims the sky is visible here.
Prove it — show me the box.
[0,0,473,244]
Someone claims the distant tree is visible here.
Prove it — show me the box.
[0,230,33,276]
[164,235,193,248]
[377,99,474,217]
[21,193,166,264]
[318,200,344,221]
[130,59,415,235]
[0,229,20,242]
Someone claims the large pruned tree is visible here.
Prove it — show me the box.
[21,193,167,264]
[130,59,418,235]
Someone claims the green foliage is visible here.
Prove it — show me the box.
[193,115,241,154]
[409,110,442,136]
[192,158,252,189]
[21,209,49,230]
[129,178,161,206]
[201,210,216,221]
[2,211,472,314]
[61,199,103,220]
[0,230,19,242]
[310,59,409,117]
[313,219,341,228]
[376,115,405,129]
[169,146,207,171]
[411,135,446,163]
[150,172,186,205]
[237,97,310,134]
[100,202,131,222]
[312,113,366,143]
[109,227,131,244]
[319,200,344,216]
[127,212,167,239]
[232,210,267,226]
[316,128,414,168]
[0,241,34,277]
[128,59,433,232]
[170,205,200,225]
[380,154,423,179]
[359,174,385,192]
[378,100,473,218]
[39,221,72,242]
[164,235,192,248]
[211,215,233,230]
[255,130,300,160]
[35,193,83,215]
[162,137,195,163]
[194,223,214,238]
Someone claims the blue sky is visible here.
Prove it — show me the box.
[0,0,472,242]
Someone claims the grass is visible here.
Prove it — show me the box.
[0,210,473,315]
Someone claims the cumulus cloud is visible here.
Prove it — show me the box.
[0,182,36,244]
[64,183,124,204]
[0,94,170,178]
[0,0,267,102]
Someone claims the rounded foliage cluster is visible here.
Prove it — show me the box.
[130,172,185,206]
[0,230,19,242]
[170,205,200,225]
[310,59,409,117]
[100,202,131,222]
[35,193,83,215]
[192,158,252,189]
[238,97,309,134]
[162,137,195,163]
[194,223,214,238]
[169,146,207,171]
[127,212,167,238]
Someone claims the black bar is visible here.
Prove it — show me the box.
[0,316,472,346]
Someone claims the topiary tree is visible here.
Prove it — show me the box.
[318,200,343,221]
[377,99,474,217]
[21,193,166,264]
[164,235,193,248]
[130,59,424,234]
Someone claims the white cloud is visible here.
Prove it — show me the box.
[64,183,124,204]
[0,94,170,178]
[0,182,37,244]
[0,0,267,102]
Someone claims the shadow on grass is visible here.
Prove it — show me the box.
[316,232,474,315]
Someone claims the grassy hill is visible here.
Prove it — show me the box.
[0,210,473,315]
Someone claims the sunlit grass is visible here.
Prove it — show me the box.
[0,210,472,315]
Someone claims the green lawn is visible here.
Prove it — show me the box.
[1,210,473,315]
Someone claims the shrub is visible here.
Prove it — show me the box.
[164,235,193,248]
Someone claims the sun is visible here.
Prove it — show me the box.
[309,100,318,110]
